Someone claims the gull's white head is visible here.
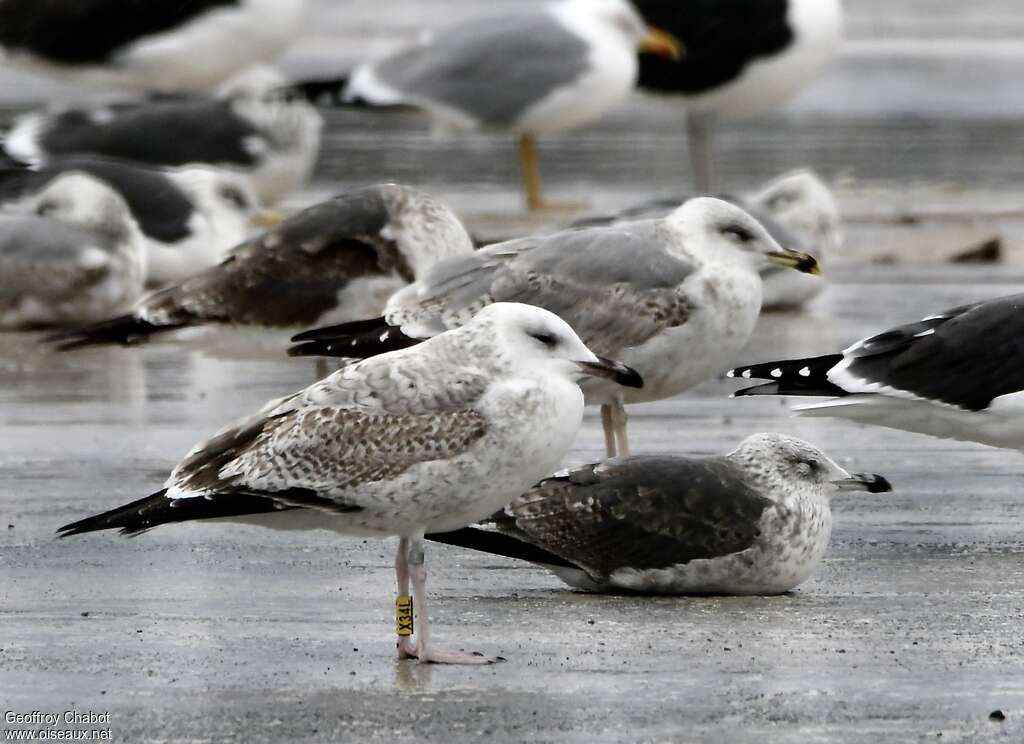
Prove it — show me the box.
[667,197,821,276]
[169,166,264,245]
[557,0,683,57]
[26,172,136,240]
[468,302,643,390]
[729,433,892,501]
[750,169,843,256]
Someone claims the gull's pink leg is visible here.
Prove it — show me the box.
[395,537,418,659]
[407,535,503,665]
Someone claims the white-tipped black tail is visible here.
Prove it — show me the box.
[728,354,847,397]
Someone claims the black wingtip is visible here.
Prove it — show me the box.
[731,382,782,397]
[427,527,578,570]
[42,315,180,351]
[57,490,170,538]
[290,317,387,343]
[727,354,847,397]
[287,319,420,359]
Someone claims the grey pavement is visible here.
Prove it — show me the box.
[3,267,1024,742]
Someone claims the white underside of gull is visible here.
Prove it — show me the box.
[795,392,1024,451]
[5,0,305,93]
[681,0,843,119]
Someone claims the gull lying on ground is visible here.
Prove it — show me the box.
[729,294,1024,450]
[0,157,265,286]
[0,172,146,329]
[46,184,473,355]
[430,433,891,595]
[289,197,819,457]
[58,302,643,664]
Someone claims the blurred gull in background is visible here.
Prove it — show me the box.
[0,0,307,94]
[331,0,682,211]
[0,172,146,328]
[3,66,323,206]
[0,157,266,286]
[633,0,844,191]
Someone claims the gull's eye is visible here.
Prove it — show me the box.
[36,200,59,216]
[767,191,797,211]
[721,223,755,243]
[795,459,820,477]
[219,185,250,210]
[529,331,558,348]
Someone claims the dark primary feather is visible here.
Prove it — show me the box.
[0,157,196,243]
[0,0,239,65]
[57,488,294,537]
[44,314,182,351]
[28,100,259,167]
[633,0,794,95]
[733,295,1024,411]
[432,456,774,580]
[288,317,420,358]
[730,354,846,398]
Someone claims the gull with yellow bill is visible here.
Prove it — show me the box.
[342,0,683,211]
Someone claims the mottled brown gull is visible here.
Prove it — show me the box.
[57,302,643,664]
[46,184,474,354]
[430,433,891,595]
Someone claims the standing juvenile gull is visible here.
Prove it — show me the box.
[0,0,306,94]
[46,184,475,352]
[568,169,841,310]
[0,172,145,329]
[4,67,323,206]
[289,197,820,457]
[430,433,891,595]
[633,0,843,191]
[57,302,643,664]
[336,0,681,211]
[728,294,1024,450]
[0,157,265,286]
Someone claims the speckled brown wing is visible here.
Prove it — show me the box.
[166,345,494,512]
[499,456,774,578]
[141,187,409,328]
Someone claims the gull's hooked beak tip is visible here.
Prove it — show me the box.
[832,473,893,494]
[639,27,685,61]
[577,357,644,389]
[767,248,821,276]
[253,209,285,228]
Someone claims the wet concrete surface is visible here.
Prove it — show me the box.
[3,1,1024,740]
[3,266,1024,742]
